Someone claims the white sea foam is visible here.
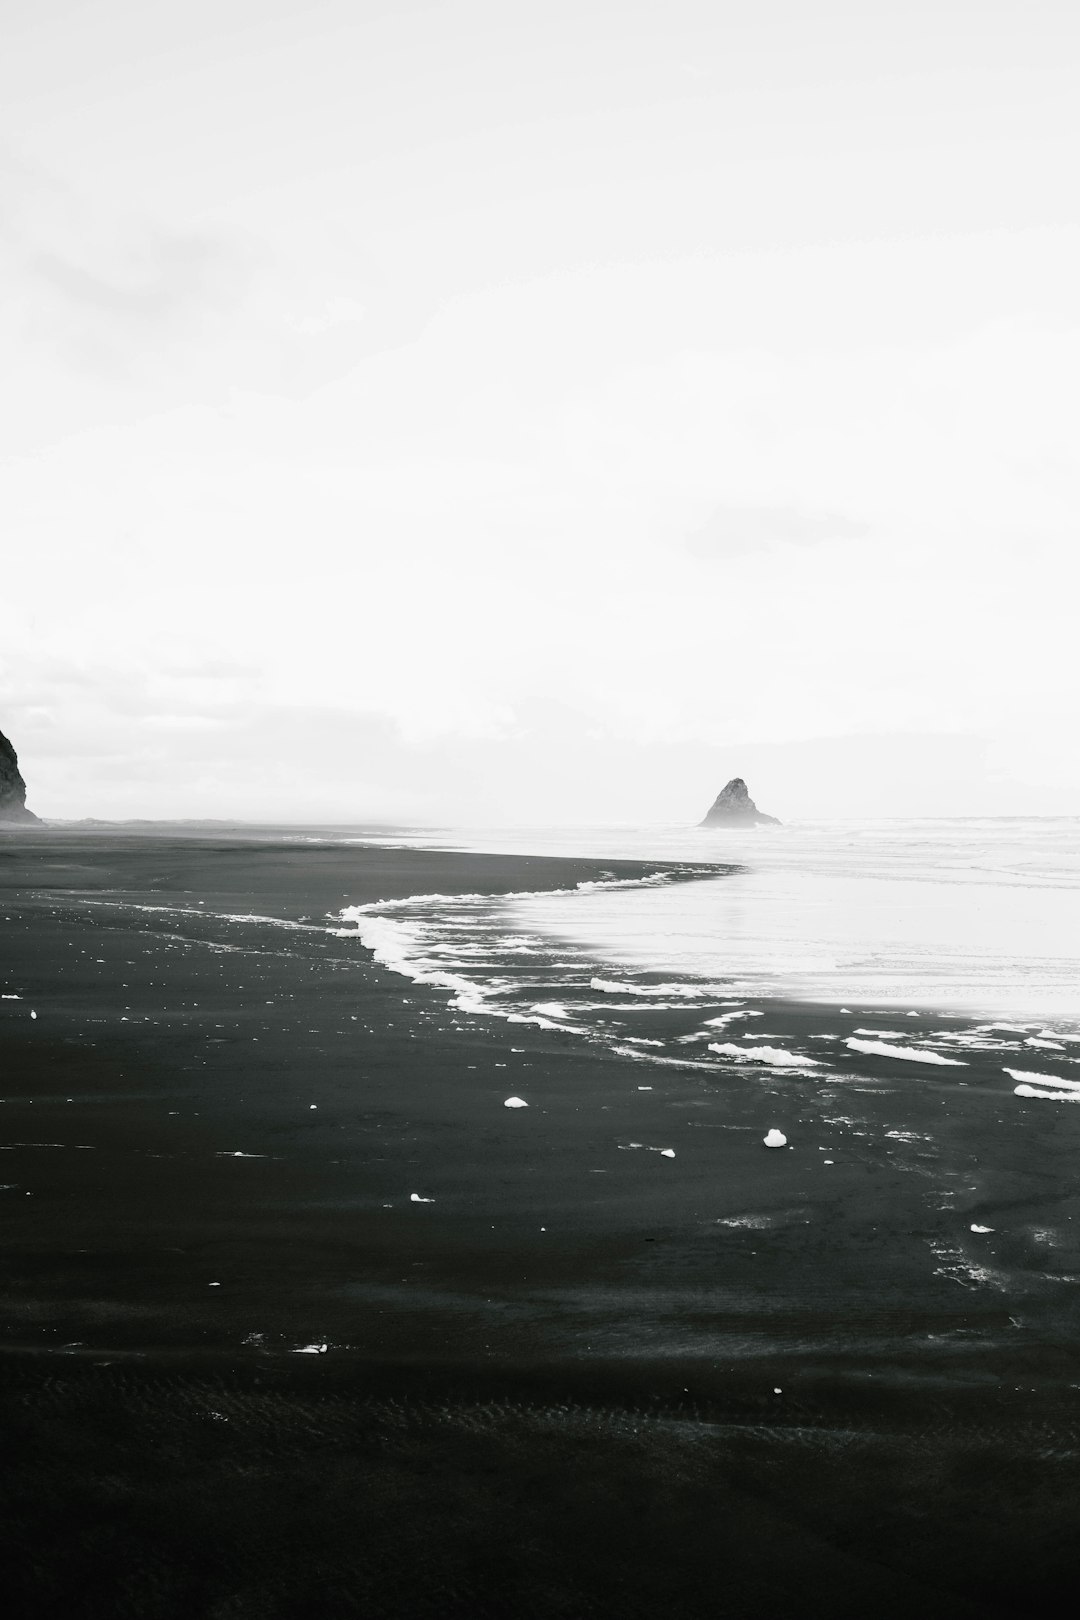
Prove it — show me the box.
[351,870,690,917]
[677,1011,765,1044]
[1004,1068,1080,1088]
[845,1038,967,1066]
[579,999,709,1012]
[1006,1066,1080,1101]
[338,907,592,1033]
[708,1042,817,1068]
[589,977,712,997]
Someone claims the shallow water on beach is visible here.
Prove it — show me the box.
[344,819,1080,1026]
[331,837,1080,1153]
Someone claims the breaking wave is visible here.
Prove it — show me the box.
[337,867,725,1040]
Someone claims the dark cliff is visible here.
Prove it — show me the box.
[0,728,38,822]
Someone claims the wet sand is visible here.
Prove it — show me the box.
[1,826,1079,1617]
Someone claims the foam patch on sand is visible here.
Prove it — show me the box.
[846,1037,967,1066]
[677,1010,764,1044]
[707,1042,818,1068]
[935,1029,1023,1051]
[927,1238,1009,1291]
[1007,1067,1080,1101]
[1004,1067,1080,1087]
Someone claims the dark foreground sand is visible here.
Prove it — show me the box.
[1,826,1079,1618]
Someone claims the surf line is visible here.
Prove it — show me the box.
[335,864,742,1047]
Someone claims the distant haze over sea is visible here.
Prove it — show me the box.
[9,728,1074,825]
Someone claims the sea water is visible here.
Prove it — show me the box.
[344,819,1080,1027]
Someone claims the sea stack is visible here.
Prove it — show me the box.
[700,777,779,828]
[0,727,38,822]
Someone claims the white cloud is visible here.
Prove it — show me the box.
[290,296,366,336]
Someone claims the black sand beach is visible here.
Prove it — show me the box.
[2,827,1079,1617]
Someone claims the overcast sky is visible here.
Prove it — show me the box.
[3,0,1078,822]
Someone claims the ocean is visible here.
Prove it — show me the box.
[338,818,1080,1077]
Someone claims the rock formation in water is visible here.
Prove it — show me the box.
[0,728,38,822]
[700,777,779,827]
